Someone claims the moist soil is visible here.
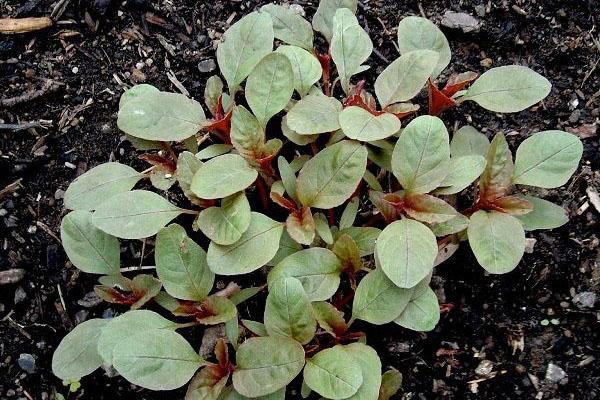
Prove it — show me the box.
[1,0,599,398]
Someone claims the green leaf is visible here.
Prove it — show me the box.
[461,65,551,113]
[467,210,526,274]
[195,296,238,325]
[402,193,458,223]
[429,214,469,237]
[92,190,183,239]
[129,274,163,309]
[190,154,258,200]
[304,345,363,399]
[52,318,108,380]
[394,286,439,332]
[220,386,285,400]
[339,107,401,141]
[264,277,317,344]
[366,140,393,171]
[196,144,232,160]
[97,310,177,365]
[198,192,251,245]
[281,115,319,145]
[513,130,582,188]
[149,164,177,191]
[204,75,224,116]
[379,368,403,400]
[337,227,380,256]
[314,212,334,244]
[216,12,274,91]
[276,46,322,97]
[450,125,490,158]
[207,212,284,275]
[268,247,342,301]
[343,343,382,400]
[375,50,439,108]
[60,211,120,275]
[118,89,205,141]
[185,366,229,400]
[246,52,294,127]
[286,207,316,245]
[515,195,568,231]
[391,115,450,194]
[261,4,313,50]
[339,197,359,229]
[397,16,450,79]
[267,230,302,266]
[242,319,268,336]
[113,329,204,390]
[230,105,265,159]
[352,268,412,324]
[479,133,513,200]
[434,155,486,195]
[177,151,204,197]
[363,169,383,192]
[233,337,305,397]
[312,302,347,336]
[278,157,299,204]
[287,94,343,135]
[297,140,367,208]
[376,219,438,288]
[64,162,142,211]
[119,83,159,107]
[312,0,358,42]
[155,224,214,301]
[331,8,373,93]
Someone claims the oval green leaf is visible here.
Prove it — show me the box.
[276,46,322,97]
[297,140,367,208]
[304,345,363,399]
[92,190,183,239]
[339,107,401,141]
[450,125,490,158]
[376,219,438,288]
[198,192,251,245]
[394,286,440,332]
[434,155,486,195]
[60,210,120,275]
[207,212,283,275]
[515,195,568,231]
[312,0,358,42]
[261,4,313,50]
[191,154,258,200]
[286,94,343,135]
[342,343,382,400]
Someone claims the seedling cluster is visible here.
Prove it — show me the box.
[52,1,583,398]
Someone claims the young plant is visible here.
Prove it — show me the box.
[53,1,583,398]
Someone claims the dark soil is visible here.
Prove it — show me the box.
[1,0,599,399]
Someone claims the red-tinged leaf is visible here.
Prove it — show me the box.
[315,50,331,81]
[93,274,161,309]
[344,80,384,116]
[479,132,514,202]
[428,78,456,116]
[286,206,316,245]
[139,153,177,172]
[254,139,282,175]
[493,195,533,216]
[383,103,420,119]
[403,193,458,223]
[368,190,403,223]
[332,234,362,273]
[215,338,230,370]
[94,285,138,306]
[271,192,297,211]
[203,110,233,144]
[312,301,348,338]
[174,296,237,325]
[441,71,478,97]
[185,365,229,400]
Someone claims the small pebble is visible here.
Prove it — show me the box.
[17,353,36,373]
[545,363,567,383]
[198,59,217,73]
[72,66,79,74]
[475,360,494,376]
[572,291,596,309]
[65,162,76,169]
[14,286,26,304]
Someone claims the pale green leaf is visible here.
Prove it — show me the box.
[375,50,439,108]
[312,302,347,336]
[60,211,120,275]
[304,346,363,399]
[246,52,294,127]
[331,8,373,93]
[287,94,343,135]
[198,192,251,245]
[268,247,342,301]
[97,310,177,365]
[391,115,450,193]
[216,12,274,91]
[397,16,450,79]
[337,227,380,256]
[261,4,313,50]
[352,268,412,324]
[376,219,438,288]
[467,210,526,274]
[191,154,258,200]
[113,329,204,390]
[479,132,513,200]
[434,155,486,195]
[297,140,368,208]
[52,318,108,380]
[339,197,359,229]
[267,230,302,266]
[314,212,334,244]
[264,277,317,344]
[204,75,224,116]
[515,195,568,231]
[220,386,285,400]
[281,114,319,145]
[342,343,382,400]
[394,286,440,332]
[177,151,204,195]
[64,162,142,211]
[118,89,205,141]
[513,130,583,188]
[92,190,183,239]
[276,46,322,97]
[119,83,159,108]
[196,144,232,160]
[207,212,284,275]
[461,65,551,113]
[379,368,403,400]
[312,0,358,42]
[232,337,305,398]
[156,224,214,301]
[195,296,238,325]
[402,193,458,223]
[278,156,299,204]
[450,125,490,158]
[242,319,268,336]
[230,105,264,158]
[339,107,401,141]
[429,214,469,237]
